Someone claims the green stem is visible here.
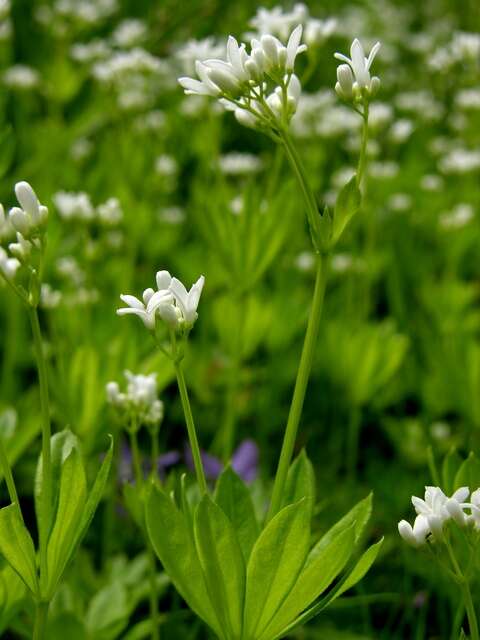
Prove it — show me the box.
[280,129,320,245]
[33,601,49,640]
[27,305,52,590]
[150,428,159,480]
[267,253,328,521]
[356,102,370,189]
[174,360,207,494]
[0,435,22,518]
[446,539,479,640]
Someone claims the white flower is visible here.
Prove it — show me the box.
[0,246,20,280]
[117,287,159,330]
[398,515,430,547]
[304,18,336,47]
[178,27,306,130]
[169,275,205,326]
[8,232,32,261]
[53,191,95,221]
[9,181,48,237]
[106,371,164,426]
[334,39,380,101]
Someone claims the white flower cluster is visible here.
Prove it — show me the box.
[3,65,39,90]
[248,3,336,48]
[106,371,163,428]
[117,270,205,332]
[178,25,307,131]
[0,182,49,280]
[54,191,123,226]
[334,39,381,103]
[398,486,480,547]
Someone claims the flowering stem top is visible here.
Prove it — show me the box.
[179,25,307,136]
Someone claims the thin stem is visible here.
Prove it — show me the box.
[446,539,479,640]
[33,601,49,640]
[173,359,207,494]
[0,435,22,519]
[356,102,370,190]
[27,305,52,589]
[267,253,328,521]
[150,428,159,480]
[280,129,320,245]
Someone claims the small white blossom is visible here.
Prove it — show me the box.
[54,191,95,221]
[0,246,20,280]
[9,181,48,238]
[107,371,163,427]
[334,39,381,101]
[3,65,39,90]
[304,18,336,47]
[398,515,430,548]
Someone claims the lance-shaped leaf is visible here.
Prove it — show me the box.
[275,538,384,639]
[35,430,77,549]
[313,494,372,556]
[442,448,462,495]
[281,450,315,516]
[454,453,480,491]
[331,176,361,245]
[194,495,245,639]
[259,524,355,640]
[44,447,87,597]
[145,486,222,638]
[243,499,310,639]
[214,466,259,561]
[0,504,38,595]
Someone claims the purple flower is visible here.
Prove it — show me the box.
[185,439,259,484]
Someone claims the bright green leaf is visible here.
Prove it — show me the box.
[243,499,310,639]
[261,524,355,640]
[313,494,372,557]
[281,450,315,516]
[45,448,87,597]
[0,504,38,595]
[332,176,361,245]
[454,453,480,491]
[145,486,222,638]
[194,495,245,639]
[214,466,259,561]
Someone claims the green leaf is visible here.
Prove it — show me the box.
[442,448,462,495]
[278,538,384,638]
[0,504,38,595]
[214,466,259,561]
[194,496,245,639]
[145,486,222,637]
[74,436,114,547]
[45,448,87,597]
[260,524,355,640]
[243,499,311,639]
[317,206,333,253]
[281,450,316,516]
[35,430,78,547]
[454,453,480,491]
[86,582,130,639]
[123,483,144,529]
[314,494,372,555]
[332,176,361,245]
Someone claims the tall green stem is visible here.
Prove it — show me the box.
[356,103,370,190]
[33,601,49,640]
[267,253,327,521]
[174,360,208,494]
[446,539,479,640]
[129,428,143,490]
[27,306,52,587]
[266,130,329,522]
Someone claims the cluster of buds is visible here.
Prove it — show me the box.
[117,270,205,334]
[334,39,381,106]
[179,25,307,132]
[0,182,48,285]
[106,370,164,429]
[398,485,480,548]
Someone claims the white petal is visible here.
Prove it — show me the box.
[119,294,144,310]
[169,277,188,313]
[156,270,172,290]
